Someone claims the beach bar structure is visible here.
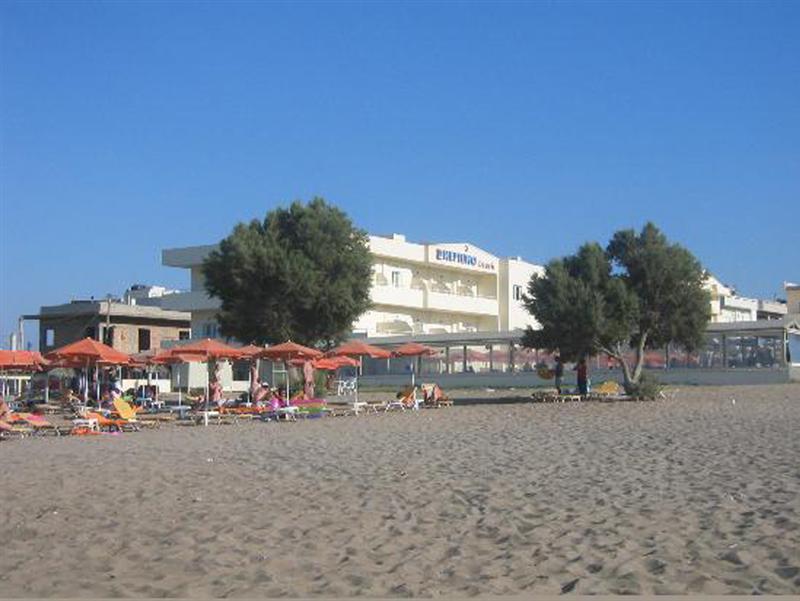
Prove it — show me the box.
[356,317,800,388]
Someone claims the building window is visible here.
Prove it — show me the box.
[138,328,151,352]
[103,326,115,346]
[179,330,190,340]
[45,329,55,347]
[513,285,523,301]
[85,326,96,340]
[232,360,250,381]
[391,271,401,288]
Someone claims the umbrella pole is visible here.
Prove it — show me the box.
[285,361,289,404]
[356,357,361,405]
[177,366,182,406]
[249,359,254,404]
[205,360,210,426]
[44,368,50,404]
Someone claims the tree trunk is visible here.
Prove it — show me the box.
[602,343,635,395]
[619,359,635,394]
[605,334,648,395]
[632,333,648,383]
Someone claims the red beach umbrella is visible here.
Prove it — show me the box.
[0,350,49,401]
[391,342,437,386]
[166,340,242,416]
[391,342,436,357]
[313,356,359,371]
[46,337,130,365]
[170,338,243,361]
[0,350,48,371]
[327,340,391,359]
[326,340,391,403]
[45,338,130,402]
[257,342,322,400]
[237,344,265,359]
[257,341,322,361]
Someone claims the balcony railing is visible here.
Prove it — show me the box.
[370,284,498,315]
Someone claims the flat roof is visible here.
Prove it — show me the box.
[24,301,190,323]
[162,244,218,267]
[362,319,800,348]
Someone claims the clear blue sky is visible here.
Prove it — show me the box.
[1,1,798,349]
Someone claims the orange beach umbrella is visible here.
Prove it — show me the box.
[0,350,48,401]
[327,340,391,403]
[391,342,436,386]
[0,350,48,371]
[327,340,391,359]
[391,342,436,357]
[169,338,243,361]
[45,338,130,402]
[165,340,242,415]
[257,341,322,361]
[257,342,322,399]
[46,338,130,365]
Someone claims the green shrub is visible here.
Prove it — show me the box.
[628,373,664,400]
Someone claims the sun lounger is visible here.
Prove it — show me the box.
[12,413,69,436]
[531,390,583,402]
[113,398,159,428]
[0,420,32,439]
[420,383,452,408]
[385,386,417,412]
[292,399,331,419]
[92,411,130,431]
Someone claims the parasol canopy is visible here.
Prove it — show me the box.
[287,355,359,369]
[312,356,360,371]
[169,338,243,361]
[391,342,437,357]
[327,340,391,359]
[237,344,266,359]
[0,350,48,371]
[257,341,322,361]
[46,338,130,365]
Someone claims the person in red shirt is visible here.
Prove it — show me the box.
[575,358,589,396]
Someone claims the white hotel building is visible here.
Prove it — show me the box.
[161,233,544,340]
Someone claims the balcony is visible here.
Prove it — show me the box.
[370,285,498,316]
[159,290,221,312]
[371,285,424,309]
[427,291,498,315]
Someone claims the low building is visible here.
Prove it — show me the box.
[25,299,191,355]
[704,275,786,322]
[785,282,800,315]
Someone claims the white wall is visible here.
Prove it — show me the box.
[499,259,544,330]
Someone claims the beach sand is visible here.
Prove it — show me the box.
[1,384,799,596]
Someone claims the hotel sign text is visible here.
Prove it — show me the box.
[433,246,496,272]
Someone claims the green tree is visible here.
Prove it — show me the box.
[202,198,373,346]
[522,223,710,393]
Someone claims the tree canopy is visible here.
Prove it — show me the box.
[202,198,373,347]
[522,223,710,392]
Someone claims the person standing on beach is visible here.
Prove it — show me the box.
[576,358,589,396]
[554,355,564,394]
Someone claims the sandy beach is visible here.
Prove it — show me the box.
[1,384,799,597]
